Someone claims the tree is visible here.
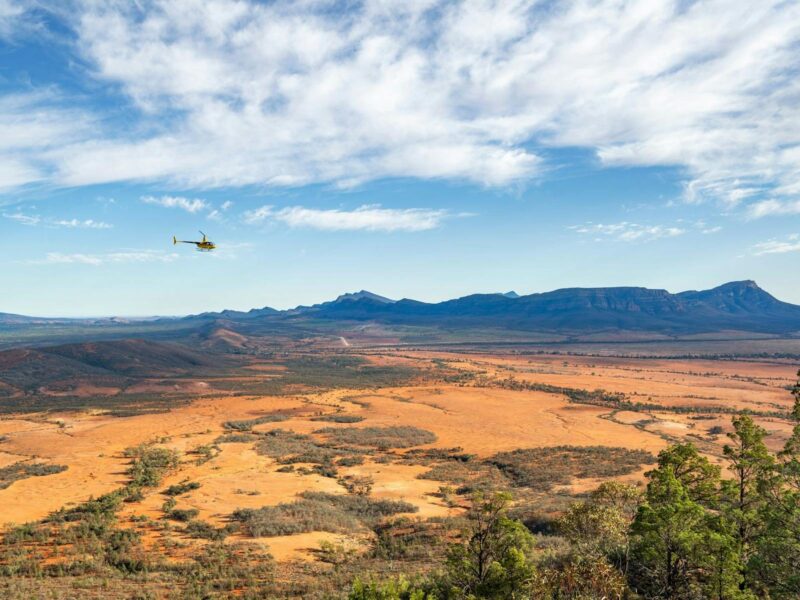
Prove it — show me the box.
[630,465,710,598]
[533,555,628,600]
[722,415,776,593]
[558,481,642,574]
[349,575,436,600]
[700,514,747,600]
[652,443,721,507]
[780,369,800,494]
[751,370,800,597]
[629,460,745,599]
[442,491,536,599]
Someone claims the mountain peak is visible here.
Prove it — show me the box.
[713,280,760,291]
[333,290,395,304]
[676,280,785,316]
[501,291,520,299]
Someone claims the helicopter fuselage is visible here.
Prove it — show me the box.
[174,233,216,251]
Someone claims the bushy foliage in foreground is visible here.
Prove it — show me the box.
[354,370,800,599]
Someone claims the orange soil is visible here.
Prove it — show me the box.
[1,351,797,562]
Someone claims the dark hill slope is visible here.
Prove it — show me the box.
[40,339,220,377]
[0,348,125,393]
[0,339,228,395]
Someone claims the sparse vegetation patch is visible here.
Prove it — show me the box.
[310,414,365,423]
[216,432,260,443]
[315,426,437,450]
[255,429,342,465]
[223,413,290,430]
[419,460,510,491]
[231,491,417,537]
[489,445,655,491]
[124,444,180,488]
[0,462,67,490]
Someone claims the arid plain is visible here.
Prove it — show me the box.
[1,345,796,579]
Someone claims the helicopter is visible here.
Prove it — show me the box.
[173,231,216,251]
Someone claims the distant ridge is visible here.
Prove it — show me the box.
[282,281,800,335]
[4,281,800,336]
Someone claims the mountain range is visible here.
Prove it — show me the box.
[4,281,800,338]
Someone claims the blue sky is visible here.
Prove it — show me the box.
[1,0,799,317]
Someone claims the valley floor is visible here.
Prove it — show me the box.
[0,348,797,597]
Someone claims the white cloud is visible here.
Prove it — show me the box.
[51,218,113,229]
[752,234,800,255]
[31,250,179,266]
[3,211,112,228]
[691,220,722,234]
[747,199,800,219]
[244,204,451,231]
[207,200,234,221]
[0,0,799,215]
[242,205,274,225]
[141,194,208,213]
[3,211,41,226]
[0,0,24,39]
[570,222,685,242]
[0,92,93,190]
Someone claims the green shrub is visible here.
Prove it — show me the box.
[163,481,201,496]
[125,445,180,488]
[349,575,436,600]
[339,475,374,496]
[192,443,220,465]
[184,520,228,541]
[167,508,200,522]
[312,464,339,478]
